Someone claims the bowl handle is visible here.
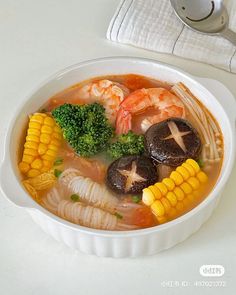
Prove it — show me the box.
[194,77,236,127]
[0,159,37,209]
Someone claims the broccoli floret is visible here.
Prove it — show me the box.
[107,131,145,159]
[52,103,113,157]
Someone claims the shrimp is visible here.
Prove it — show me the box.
[41,188,138,230]
[76,80,129,124]
[115,88,185,134]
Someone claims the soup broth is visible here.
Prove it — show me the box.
[18,74,223,230]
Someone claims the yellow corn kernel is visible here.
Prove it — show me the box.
[44,116,55,127]
[40,133,51,144]
[48,144,58,152]
[187,194,195,202]
[52,132,62,140]
[197,171,208,183]
[50,139,61,147]
[149,185,162,200]
[39,113,46,117]
[54,125,61,133]
[41,166,50,173]
[27,171,56,191]
[166,191,177,206]
[176,166,190,180]
[29,122,41,130]
[180,182,193,194]
[187,177,200,190]
[31,159,43,170]
[26,135,39,143]
[160,197,171,213]
[154,182,168,196]
[186,159,200,173]
[43,160,53,168]
[168,207,177,218]
[142,188,155,206]
[27,128,41,137]
[42,154,54,161]
[162,178,175,191]
[38,143,48,155]
[24,141,38,150]
[31,115,44,124]
[170,171,184,185]
[151,200,165,217]
[27,169,40,178]
[182,163,195,176]
[46,149,57,158]
[41,125,53,134]
[173,187,185,201]
[22,154,34,164]
[24,148,38,157]
[19,113,61,178]
[18,162,30,173]
[176,202,184,211]
[157,216,167,224]
[22,180,39,201]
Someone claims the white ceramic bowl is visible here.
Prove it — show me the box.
[0,57,236,258]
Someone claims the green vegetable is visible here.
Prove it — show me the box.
[132,195,141,203]
[70,194,80,202]
[54,169,63,178]
[197,158,204,168]
[52,103,113,157]
[54,158,63,166]
[114,212,123,219]
[107,131,145,159]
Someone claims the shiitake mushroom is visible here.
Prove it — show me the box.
[106,155,158,195]
[144,118,201,166]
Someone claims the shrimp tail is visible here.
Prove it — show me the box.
[116,108,132,134]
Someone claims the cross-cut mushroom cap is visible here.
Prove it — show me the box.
[106,155,158,195]
[144,118,202,166]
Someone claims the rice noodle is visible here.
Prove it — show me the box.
[67,173,119,213]
[58,168,82,186]
[40,188,61,214]
[41,188,138,230]
[58,200,118,230]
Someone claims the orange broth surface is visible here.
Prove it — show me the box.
[20,74,223,229]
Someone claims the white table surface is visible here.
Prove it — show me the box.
[0,0,236,294]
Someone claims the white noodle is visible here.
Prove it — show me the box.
[68,174,119,213]
[172,83,222,163]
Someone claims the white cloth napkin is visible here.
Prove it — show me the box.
[107,0,236,73]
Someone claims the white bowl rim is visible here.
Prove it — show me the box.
[1,56,236,238]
